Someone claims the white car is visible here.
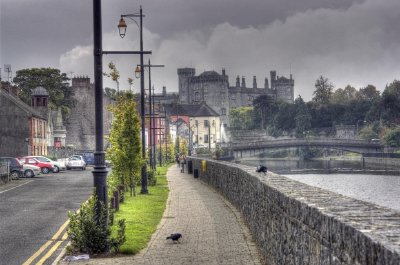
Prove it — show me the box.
[66,155,86,170]
[31,156,66,173]
[20,162,41,178]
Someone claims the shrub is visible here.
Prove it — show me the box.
[147,169,157,186]
[67,193,126,254]
[110,219,126,253]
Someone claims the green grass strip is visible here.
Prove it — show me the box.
[111,164,170,254]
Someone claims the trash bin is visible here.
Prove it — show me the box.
[188,160,193,174]
[193,169,199,178]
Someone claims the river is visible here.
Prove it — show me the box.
[240,159,400,212]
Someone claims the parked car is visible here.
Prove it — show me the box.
[21,157,54,174]
[29,156,66,173]
[19,162,41,178]
[66,155,86,170]
[0,157,23,179]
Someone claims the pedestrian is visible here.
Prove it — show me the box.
[179,154,186,173]
[176,154,180,168]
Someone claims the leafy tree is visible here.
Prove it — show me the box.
[294,96,312,137]
[330,85,356,105]
[383,127,400,147]
[359,124,379,141]
[104,87,117,100]
[356,84,380,102]
[106,92,142,196]
[13,68,75,120]
[127,77,133,92]
[381,80,400,125]
[312,76,334,105]
[180,138,188,155]
[253,95,276,129]
[229,107,255,130]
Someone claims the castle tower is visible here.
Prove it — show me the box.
[270,71,277,89]
[31,86,49,117]
[177,68,195,103]
[253,76,257,89]
[236,76,240,87]
[241,76,246,88]
[264,78,269,89]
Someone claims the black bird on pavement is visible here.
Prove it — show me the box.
[256,165,268,175]
[166,233,182,242]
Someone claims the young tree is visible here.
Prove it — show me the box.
[229,107,255,130]
[107,92,142,196]
[104,62,120,96]
[294,96,312,137]
[253,95,276,129]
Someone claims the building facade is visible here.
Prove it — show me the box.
[178,68,294,126]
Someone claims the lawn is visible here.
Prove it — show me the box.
[111,164,170,254]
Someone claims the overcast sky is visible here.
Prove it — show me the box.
[1,0,400,100]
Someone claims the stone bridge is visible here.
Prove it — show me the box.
[188,157,400,264]
[229,138,383,159]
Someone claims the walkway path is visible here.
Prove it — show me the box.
[60,166,263,265]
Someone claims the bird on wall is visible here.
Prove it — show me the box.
[166,233,182,243]
[256,165,268,175]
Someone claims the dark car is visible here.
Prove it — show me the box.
[0,157,23,179]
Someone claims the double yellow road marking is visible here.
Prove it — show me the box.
[22,219,70,265]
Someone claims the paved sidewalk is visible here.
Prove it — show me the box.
[60,166,263,265]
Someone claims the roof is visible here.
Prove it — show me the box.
[198,70,221,78]
[0,89,46,119]
[164,102,219,118]
[32,86,49,96]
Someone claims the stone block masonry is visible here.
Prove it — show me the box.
[189,158,400,265]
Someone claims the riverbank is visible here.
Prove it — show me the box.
[275,168,400,175]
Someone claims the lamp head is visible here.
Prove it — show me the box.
[118,17,127,38]
[134,66,141,79]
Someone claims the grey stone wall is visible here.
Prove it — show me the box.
[0,91,30,157]
[189,158,400,265]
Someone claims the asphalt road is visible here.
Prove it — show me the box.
[0,168,94,265]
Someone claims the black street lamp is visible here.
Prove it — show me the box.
[92,0,108,224]
[117,6,148,194]
[136,60,164,170]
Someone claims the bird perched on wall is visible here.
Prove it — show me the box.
[256,165,268,175]
[166,233,182,242]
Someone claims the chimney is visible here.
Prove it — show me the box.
[253,76,257,89]
[163,86,166,96]
[241,76,246,88]
[222,68,226,76]
[236,76,240,87]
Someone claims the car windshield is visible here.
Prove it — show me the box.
[36,157,50,162]
[70,157,81,161]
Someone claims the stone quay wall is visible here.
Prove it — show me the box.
[189,157,400,265]
[363,157,400,170]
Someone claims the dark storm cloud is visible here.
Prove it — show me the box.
[2,0,399,100]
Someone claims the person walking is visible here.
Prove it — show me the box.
[179,154,186,173]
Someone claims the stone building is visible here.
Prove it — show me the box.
[0,85,48,157]
[178,68,294,126]
[65,77,113,151]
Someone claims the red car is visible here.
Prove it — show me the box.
[22,157,54,174]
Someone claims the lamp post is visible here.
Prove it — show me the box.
[92,0,108,224]
[207,119,211,151]
[189,118,192,156]
[136,60,164,170]
[117,6,148,194]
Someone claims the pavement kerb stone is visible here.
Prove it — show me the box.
[59,165,264,265]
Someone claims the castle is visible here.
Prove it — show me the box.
[178,68,294,126]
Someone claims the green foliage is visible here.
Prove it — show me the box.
[110,219,126,253]
[107,92,142,193]
[229,107,255,130]
[359,124,379,140]
[383,127,400,147]
[381,80,400,125]
[13,68,75,120]
[180,138,188,156]
[147,169,157,186]
[104,87,117,100]
[67,194,110,254]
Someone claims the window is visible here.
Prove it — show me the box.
[195,92,200,101]
[204,135,209,143]
[221,108,226,115]
[204,120,209,128]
